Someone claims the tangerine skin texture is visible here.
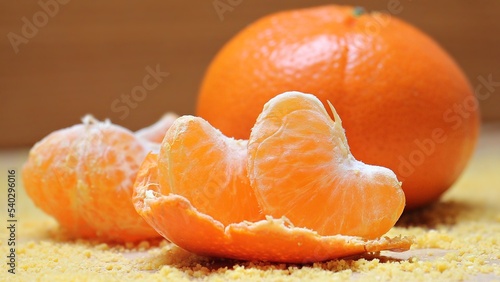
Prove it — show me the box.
[196,5,480,209]
[135,193,412,263]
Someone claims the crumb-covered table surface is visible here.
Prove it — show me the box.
[1,124,499,281]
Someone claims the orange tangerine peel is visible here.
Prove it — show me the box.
[134,186,412,263]
[23,114,176,242]
[133,91,412,262]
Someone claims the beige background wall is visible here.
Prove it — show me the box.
[1,0,499,147]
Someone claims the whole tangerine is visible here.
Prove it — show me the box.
[196,5,480,208]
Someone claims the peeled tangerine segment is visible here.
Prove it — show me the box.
[23,116,160,242]
[133,92,411,262]
[248,91,406,239]
[156,115,262,226]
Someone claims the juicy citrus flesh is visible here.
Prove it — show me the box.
[196,5,480,209]
[133,91,411,262]
[23,123,95,237]
[248,92,405,239]
[157,116,263,226]
[22,115,170,242]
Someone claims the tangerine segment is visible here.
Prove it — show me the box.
[248,92,405,239]
[135,113,179,143]
[132,152,170,238]
[132,152,166,211]
[157,116,263,226]
[23,116,160,242]
[23,124,95,238]
[133,189,412,263]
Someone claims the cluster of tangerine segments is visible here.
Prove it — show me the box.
[22,113,178,242]
[133,91,412,263]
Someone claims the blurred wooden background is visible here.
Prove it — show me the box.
[1,0,499,147]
